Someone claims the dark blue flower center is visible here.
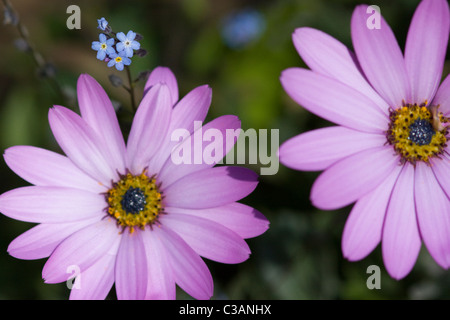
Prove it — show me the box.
[121,187,147,214]
[408,118,435,146]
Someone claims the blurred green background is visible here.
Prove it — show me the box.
[1,0,450,300]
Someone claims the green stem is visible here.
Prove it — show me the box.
[125,65,137,112]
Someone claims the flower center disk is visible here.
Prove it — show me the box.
[106,171,163,233]
[121,187,147,214]
[408,118,434,146]
[387,103,448,164]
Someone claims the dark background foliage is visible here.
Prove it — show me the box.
[0,0,449,299]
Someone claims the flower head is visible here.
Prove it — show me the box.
[91,33,115,61]
[221,9,266,49]
[0,67,268,299]
[279,0,450,279]
[116,30,140,58]
[107,51,131,71]
[97,17,109,31]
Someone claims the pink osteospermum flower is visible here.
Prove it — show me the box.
[279,0,450,280]
[0,67,269,299]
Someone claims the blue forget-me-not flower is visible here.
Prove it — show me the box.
[107,51,131,71]
[116,31,140,58]
[97,17,109,31]
[92,33,115,61]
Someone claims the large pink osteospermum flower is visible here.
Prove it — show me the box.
[279,0,450,279]
[0,67,268,299]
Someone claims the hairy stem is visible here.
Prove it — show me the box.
[2,0,67,105]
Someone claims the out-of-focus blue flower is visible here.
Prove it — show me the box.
[116,31,141,58]
[221,9,266,49]
[97,17,109,31]
[107,51,131,71]
[92,33,116,61]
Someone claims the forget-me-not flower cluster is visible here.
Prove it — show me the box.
[91,17,141,71]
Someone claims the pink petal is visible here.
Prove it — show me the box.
[404,0,449,104]
[144,66,179,104]
[171,84,212,133]
[162,166,258,209]
[156,226,213,300]
[280,68,388,133]
[48,105,118,186]
[165,202,269,239]
[342,164,402,261]
[431,154,450,199]
[0,186,105,223]
[158,115,241,188]
[310,146,399,210]
[415,162,450,269]
[147,85,212,174]
[42,218,120,284]
[3,146,105,193]
[77,74,127,174]
[115,231,148,300]
[69,251,116,300]
[141,230,176,300]
[126,83,172,175]
[433,75,450,117]
[292,27,389,114]
[162,213,251,264]
[351,5,410,107]
[382,163,421,280]
[278,126,385,171]
[7,218,99,260]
